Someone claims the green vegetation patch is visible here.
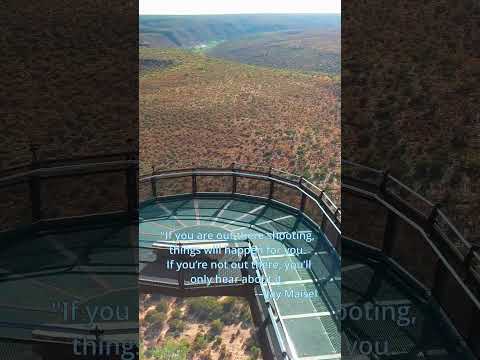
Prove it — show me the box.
[208,30,340,75]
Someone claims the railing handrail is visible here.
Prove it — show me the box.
[386,174,434,207]
[0,159,137,185]
[0,151,135,176]
[141,166,341,233]
[144,161,339,203]
[342,160,475,261]
[341,160,383,174]
[0,320,138,343]
[0,153,139,233]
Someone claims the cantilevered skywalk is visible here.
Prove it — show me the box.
[139,166,342,360]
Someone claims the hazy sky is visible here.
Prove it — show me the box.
[139,0,340,15]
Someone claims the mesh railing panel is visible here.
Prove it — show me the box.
[157,176,192,197]
[0,156,135,231]
[434,210,471,259]
[272,182,302,210]
[236,176,270,198]
[40,172,127,218]
[385,176,433,218]
[389,216,439,290]
[323,218,341,251]
[196,175,233,193]
[139,179,154,203]
[0,180,32,230]
[342,191,387,250]
[304,196,325,229]
[342,162,383,186]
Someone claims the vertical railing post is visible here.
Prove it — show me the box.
[268,167,274,200]
[378,169,390,195]
[240,251,249,278]
[126,139,138,220]
[427,204,439,236]
[150,166,157,199]
[299,177,306,213]
[382,210,396,256]
[231,162,237,194]
[318,190,327,231]
[192,171,197,195]
[29,144,42,222]
[179,246,185,290]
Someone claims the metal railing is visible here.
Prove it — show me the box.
[140,164,341,252]
[342,160,478,276]
[343,160,480,358]
[0,151,139,281]
[0,151,138,232]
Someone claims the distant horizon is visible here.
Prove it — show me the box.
[139,0,340,16]
[139,13,340,16]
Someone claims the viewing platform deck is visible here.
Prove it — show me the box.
[138,166,342,359]
[140,196,341,359]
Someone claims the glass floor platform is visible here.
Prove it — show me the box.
[140,196,341,360]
